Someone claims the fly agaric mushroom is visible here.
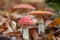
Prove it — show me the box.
[13,4,35,16]
[29,11,54,34]
[18,16,34,40]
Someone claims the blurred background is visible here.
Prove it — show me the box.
[0,0,60,40]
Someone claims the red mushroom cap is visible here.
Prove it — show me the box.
[13,4,35,10]
[18,16,34,26]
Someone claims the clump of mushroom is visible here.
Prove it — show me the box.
[18,16,34,40]
[29,11,54,34]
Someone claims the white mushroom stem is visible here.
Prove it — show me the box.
[23,27,30,40]
[38,18,44,34]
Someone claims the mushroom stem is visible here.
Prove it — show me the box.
[38,18,44,34]
[23,27,30,40]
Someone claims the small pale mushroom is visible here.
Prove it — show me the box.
[29,11,54,34]
[10,21,17,31]
[18,16,34,40]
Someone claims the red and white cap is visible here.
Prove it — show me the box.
[18,16,34,26]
